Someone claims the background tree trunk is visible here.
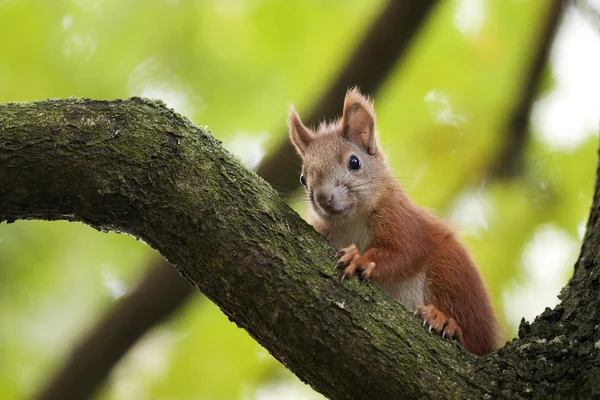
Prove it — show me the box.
[1,98,598,399]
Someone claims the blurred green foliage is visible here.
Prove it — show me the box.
[0,0,597,399]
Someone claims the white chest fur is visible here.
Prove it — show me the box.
[325,217,372,253]
[323,215,426,310]
[316,214,426,310]
[380,274,426,311]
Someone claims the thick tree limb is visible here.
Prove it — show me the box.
[1,98,489,399]
[34,2,441,397]
[1,98,598,398]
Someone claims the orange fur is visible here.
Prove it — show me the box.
[289,87,500,355]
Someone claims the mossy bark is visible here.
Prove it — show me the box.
[0,98,598,399]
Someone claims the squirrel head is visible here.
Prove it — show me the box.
[288,87,390,219]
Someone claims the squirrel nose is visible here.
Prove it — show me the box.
[315,192,334,208]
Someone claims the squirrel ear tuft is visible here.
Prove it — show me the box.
[341,87,377,155]
[288,105,313,157]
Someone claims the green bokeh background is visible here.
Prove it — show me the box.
[0,1,597,399]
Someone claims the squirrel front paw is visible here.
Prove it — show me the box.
[336,244,376,281]
[415,304,464,347]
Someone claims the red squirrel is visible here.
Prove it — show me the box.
[288,88,500,355]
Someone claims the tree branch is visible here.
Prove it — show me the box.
[256,0,439,191]
[36,259,191,400]
[2,98,598,398]
[488,0,564,178]
[1,98,489,400]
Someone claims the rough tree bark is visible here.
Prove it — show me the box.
[0,98,598,399]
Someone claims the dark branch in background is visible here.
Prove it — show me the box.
[488,0,564,178]
[34,1,440,399]
[256,0,439,188]
[38,260,189,400]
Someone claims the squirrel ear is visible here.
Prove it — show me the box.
[288,105,313,157]
[341,87,377,155]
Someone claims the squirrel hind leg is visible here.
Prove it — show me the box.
[415,304,464,347]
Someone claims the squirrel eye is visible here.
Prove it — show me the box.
[300,173,307,186]
[348,155,361,171]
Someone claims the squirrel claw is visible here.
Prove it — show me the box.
[416,304,464,346]
[336,244,376,282]
[359,262,376,281]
